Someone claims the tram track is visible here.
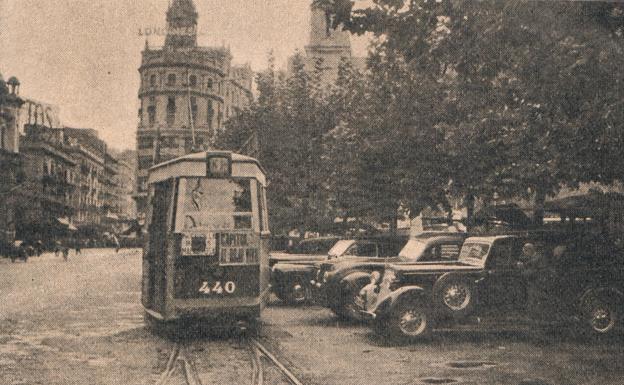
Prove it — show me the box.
[155,336,305,385]
[155,342,203,385]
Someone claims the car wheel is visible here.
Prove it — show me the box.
[388,301,432,343]
[583,296,619,338]
[283,279,308,305]
[433,274,476,318]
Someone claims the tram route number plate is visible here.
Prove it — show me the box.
[198,281,236,295]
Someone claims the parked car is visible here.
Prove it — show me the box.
[312,233,466,320]
[269,237,341,268]
[271,235,406,304]
[361,234,624,342]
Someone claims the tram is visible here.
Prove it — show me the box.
[141,151,271,326]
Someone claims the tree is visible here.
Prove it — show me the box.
[319,0,624,225]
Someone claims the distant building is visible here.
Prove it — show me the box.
[0,73,24,245]
[134,0,253,215]
[19,125,78,241]
[288,3,366,88]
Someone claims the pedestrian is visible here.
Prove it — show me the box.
[113,235,120,253]
[54,240,61,257]
[35,240,43,256]
[62,246,69,262]
[518,242,559,342]
[75,239,82,255]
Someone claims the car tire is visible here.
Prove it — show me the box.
[432,273,477,318]
[580,295,621,339]
[283,279,308,305]
[387,300,432,343]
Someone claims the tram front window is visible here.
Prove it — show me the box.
[177,178,253,231]
[175,177,260,264]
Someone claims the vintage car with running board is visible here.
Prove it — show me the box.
[312,233,466,320]
[360,234,624,342]
[271,235,406,304]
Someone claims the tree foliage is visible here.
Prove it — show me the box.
[317,0,624,222]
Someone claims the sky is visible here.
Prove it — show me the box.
[0,0,369,150]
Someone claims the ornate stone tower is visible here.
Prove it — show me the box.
[164,0,198,49]
[305,5,352,58]
[134,0,253,216]
[289,3,365,88]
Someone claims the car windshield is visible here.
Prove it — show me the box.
[398,240,429,261]
[328,240,355,257]
[458,242,491,266]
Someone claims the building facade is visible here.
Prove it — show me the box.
[0,73,24,246]
[134,0,253,215]
[288,3,366,87]
[18,125,78,241]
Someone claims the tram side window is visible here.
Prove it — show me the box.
[257,183,268,233]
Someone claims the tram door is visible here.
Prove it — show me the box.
[143,179,175,314]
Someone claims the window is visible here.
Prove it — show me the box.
[207,101,214,128]
[176,178,253,232]
[150,74,157,87]
[258,185,269,232]
[138,156,153,170]
[147,106,156,127]
[138,137,153,149]
[440,244,461,260]
[161,137,178,149]
[347,242,378,257]
[167,74,176,86]
[190,96,197,122]
[207,78,213,89]
[189,75,197,87]
[167,97,176,126]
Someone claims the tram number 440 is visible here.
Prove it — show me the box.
[199,281,236,295]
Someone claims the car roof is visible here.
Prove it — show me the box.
[300,237,340,243]
[464,235,517,243]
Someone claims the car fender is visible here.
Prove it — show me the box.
[579,286,624,309]
[341,271,374,292]
[374,286,427,317]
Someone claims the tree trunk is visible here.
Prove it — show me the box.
[534,188,546,227]
[389,210,398,235]
[465,194,475,232]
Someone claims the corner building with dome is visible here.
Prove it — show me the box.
[134,0,253,215]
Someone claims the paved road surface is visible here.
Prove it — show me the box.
[0,249,623,385]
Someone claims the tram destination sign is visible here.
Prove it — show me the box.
[206,154,232,178]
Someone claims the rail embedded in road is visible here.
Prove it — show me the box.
[155,337,305,385]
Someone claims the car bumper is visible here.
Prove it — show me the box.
[309,280,329,305]
[360,309,377,321]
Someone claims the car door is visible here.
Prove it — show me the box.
[479,238,527,316]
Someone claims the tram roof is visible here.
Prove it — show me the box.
[148,151,266,185]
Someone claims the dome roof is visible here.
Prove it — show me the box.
[7,76,19,86]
